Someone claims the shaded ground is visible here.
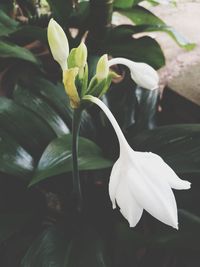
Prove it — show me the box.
[150,1,200,105]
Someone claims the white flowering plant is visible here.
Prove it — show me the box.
[0,1,199,267]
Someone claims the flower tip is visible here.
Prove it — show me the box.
[112,203,117,209]
[173,223,179,230]
[96,54,109,80]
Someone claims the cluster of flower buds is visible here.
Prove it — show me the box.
[47,19,159,109]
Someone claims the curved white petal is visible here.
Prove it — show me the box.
[109,159,121,209]
[145,152,191,190]
[127,151,178,229]
[115,178,143,227]
[108,58,159,90]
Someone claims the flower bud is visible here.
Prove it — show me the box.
[96,54,109,81]
[47,19,69,71]
[109,58,159,90]
[68,42,87,69]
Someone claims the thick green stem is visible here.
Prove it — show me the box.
[87,0,114,54]
[72,108,83,213]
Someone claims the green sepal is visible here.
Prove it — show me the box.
[67,48,76,68]
[81,63,88,97]
[86,72,113,98]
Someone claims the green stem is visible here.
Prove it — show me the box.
[72,108,83,213]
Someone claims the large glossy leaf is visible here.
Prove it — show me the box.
[0,10,18,37]
[0,130,33,177]
[26,77,96,140]
[0,212,33,245]
[0,97,56,158]
[0,41,40,65]
[21,225,71,267]
[129,124,200,174]
[13,85,69,137]
[106,26,165,69]
[30,134,113,186]
[21,225,110,267]
[115,6,195,50]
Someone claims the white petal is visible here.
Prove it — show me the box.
[126,151,178,229]
[115,178,143,227]
[109,159,121,209]
[145,152,191,190]
[108,58,159,90]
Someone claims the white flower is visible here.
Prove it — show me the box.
[47,18,69,71]
[83,95,191,229]
[108,58,159,90]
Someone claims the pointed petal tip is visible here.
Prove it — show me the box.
[173,223,179,230]
[181,180,191,190]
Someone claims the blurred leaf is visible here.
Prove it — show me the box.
[16,0,37,16]
[0,212,32,245]
[0,41,41,65]
[115,6,195,50]
[0,1,14,14]
[114,0,142,8]
[0,130,33,177]
[106,26,165,69]
[69,1,90,28]
[30,134,113,186]
[46,0,73,25]
[0,97,56,158]
[0,10,18,37]
[11,25,47,44]
[21,225,110,267]
[130,124,200,174]
[13,85,69,137]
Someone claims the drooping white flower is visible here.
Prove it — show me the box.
[47,18,69,71]
[108,58,159,90]
[83,95,191,229]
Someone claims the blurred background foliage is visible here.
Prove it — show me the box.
[0,0,199,266]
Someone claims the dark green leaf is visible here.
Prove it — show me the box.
[0,97,56,158]
[106,26,165,69]
[0,10,18,37]
[13,85,69,137]
[130,124,200,174]
[0,41,40,65]
[26,77,73,127]
[115,6,195,50]
[0,212,32,245]
[30,134,113,186]
[21,225,71,267]
[0,130,33,177]
[21,225,110,267]
[26,77,96,139]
